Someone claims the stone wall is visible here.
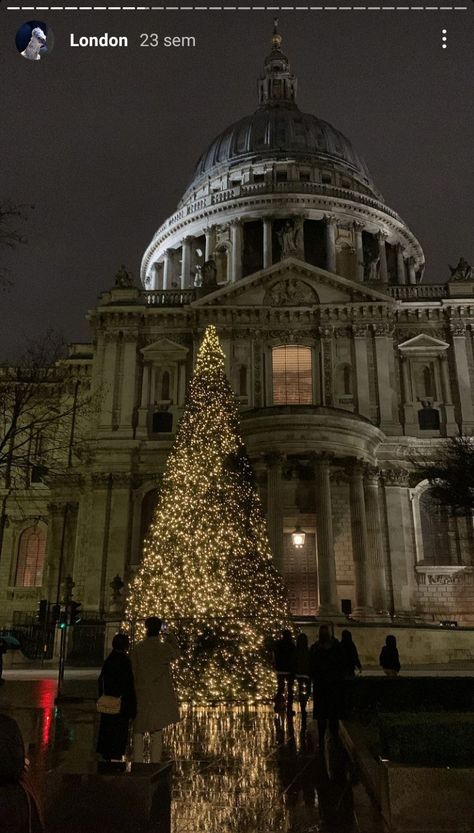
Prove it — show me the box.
[415,569,474,626]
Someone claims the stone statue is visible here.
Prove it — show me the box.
[363,237,380,281]
[448,257,472,282]
[277,218,305,260]
[202,259,218,290]
[115,264,135,288]
[193,264,203,288]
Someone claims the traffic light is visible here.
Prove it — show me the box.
[58,610,68,629]
[69,601,82,625]
[37,599,48,624]
[50,603,60,625]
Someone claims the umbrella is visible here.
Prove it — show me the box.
[0,635,21,649]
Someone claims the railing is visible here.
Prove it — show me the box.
[143,289,196,307]
[154,179,404,240]
[388,285,449,300]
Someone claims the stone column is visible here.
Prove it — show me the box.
[265,454,284,573]
[45,502,68,602]
[205,226,216,261]
[353,222,365,283]
[451,324,474,430]
[349,463,374,617]
[325,216,337,273]
[377,232,388,285]
[263,217,273,269]
[382,469,416,617]
[104,475,132,612]
[407,257,417,285]
[118,336,137,433]
[400,355,416,432]
[374,324,399,433]
[230,219,243,282]
[353,324,371,419]
[163,249,173,290]
[312,454,339,617]
[98,336,118,429]
[180,237,192,289]
[396,244,406,284]
[364,468,389,615]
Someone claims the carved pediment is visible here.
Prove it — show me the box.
[191,257,394,308]
[398,334,449,356]
[141,338,189,362]
[263,278,319,306]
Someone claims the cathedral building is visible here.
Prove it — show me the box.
[1,26,473,632]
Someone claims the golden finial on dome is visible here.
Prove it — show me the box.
[272,17,283,50]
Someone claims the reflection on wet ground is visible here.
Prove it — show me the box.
[0,681,383,833]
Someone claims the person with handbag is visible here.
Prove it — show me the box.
[131,616,180,764]
[96,633,137,762]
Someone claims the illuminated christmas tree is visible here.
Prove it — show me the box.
[125,325,292,702]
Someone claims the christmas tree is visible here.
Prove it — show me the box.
[125,325,292,702]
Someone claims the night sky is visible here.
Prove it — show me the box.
[0,5,473,359]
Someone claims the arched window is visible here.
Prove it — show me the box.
[239,365,247,397]
[414,363,435,399]
[419,490,455,565]
[335,363,353,397]
[15,524,47,587]
[272,346,313,405]
[161,370,171,401]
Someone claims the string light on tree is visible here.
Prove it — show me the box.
[125,325,292,702]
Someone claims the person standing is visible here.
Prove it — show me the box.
[0,714,43,832]
[310,625,344,745]
[0,638,7,683]
[295,633,311,719]
[379,635,401,676]
[273,629,296,715]
[131,617,180,763]
[96,633,136,762]
[340,630,362,679]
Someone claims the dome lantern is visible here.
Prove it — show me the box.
[258,18,297,108]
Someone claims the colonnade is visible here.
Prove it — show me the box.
[154,215,415,290]
[264,452,389,619]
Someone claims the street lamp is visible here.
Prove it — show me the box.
[291,525,306,549]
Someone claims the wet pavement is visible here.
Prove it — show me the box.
[0,679,385,833]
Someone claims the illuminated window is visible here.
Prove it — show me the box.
[15,524,47,587]
[272,346,313,405]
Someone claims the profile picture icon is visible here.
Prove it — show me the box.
[15,21,53,61]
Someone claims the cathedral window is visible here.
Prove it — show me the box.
[272,346,313,405]
[276,170,288,182]
[414,363,436,399]
[335,363,353,397]
[418,490,460,566]
[15,523,47,587]
[152,411,173,433]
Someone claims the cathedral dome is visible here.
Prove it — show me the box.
[190,107,374,192]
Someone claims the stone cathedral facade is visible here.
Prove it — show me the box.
[1,28,473,628]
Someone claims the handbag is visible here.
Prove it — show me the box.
[96,694,122,714]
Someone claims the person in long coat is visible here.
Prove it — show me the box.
[131,616,180,763]
[273,629,297,715]
[340,629,362,679]
[379,634,401,676]
[295,632,311,719]
[310,625,344,745]
[96,633,137,762]
[0,714,43,833]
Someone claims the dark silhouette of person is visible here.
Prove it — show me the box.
[0,637,7,682]
[273,629,296,715]
[310,625,344,746]
[340,630,362,679]
[295,632,311,720]
[0,714,43,832]
[379,634,401,676]
[96,633,137,762]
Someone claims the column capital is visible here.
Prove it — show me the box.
[450,322,466,337]
[324,214,338,225]
[381,467,411,487]
[377,230,389,241]
[318,325,333,339]
[230,216,244,227]
[182,235,192,244]
[309,451,334,468]
[353,221,365,233]
[363,464,381,486]
[352,323,369,338]
[262,451,284,468]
